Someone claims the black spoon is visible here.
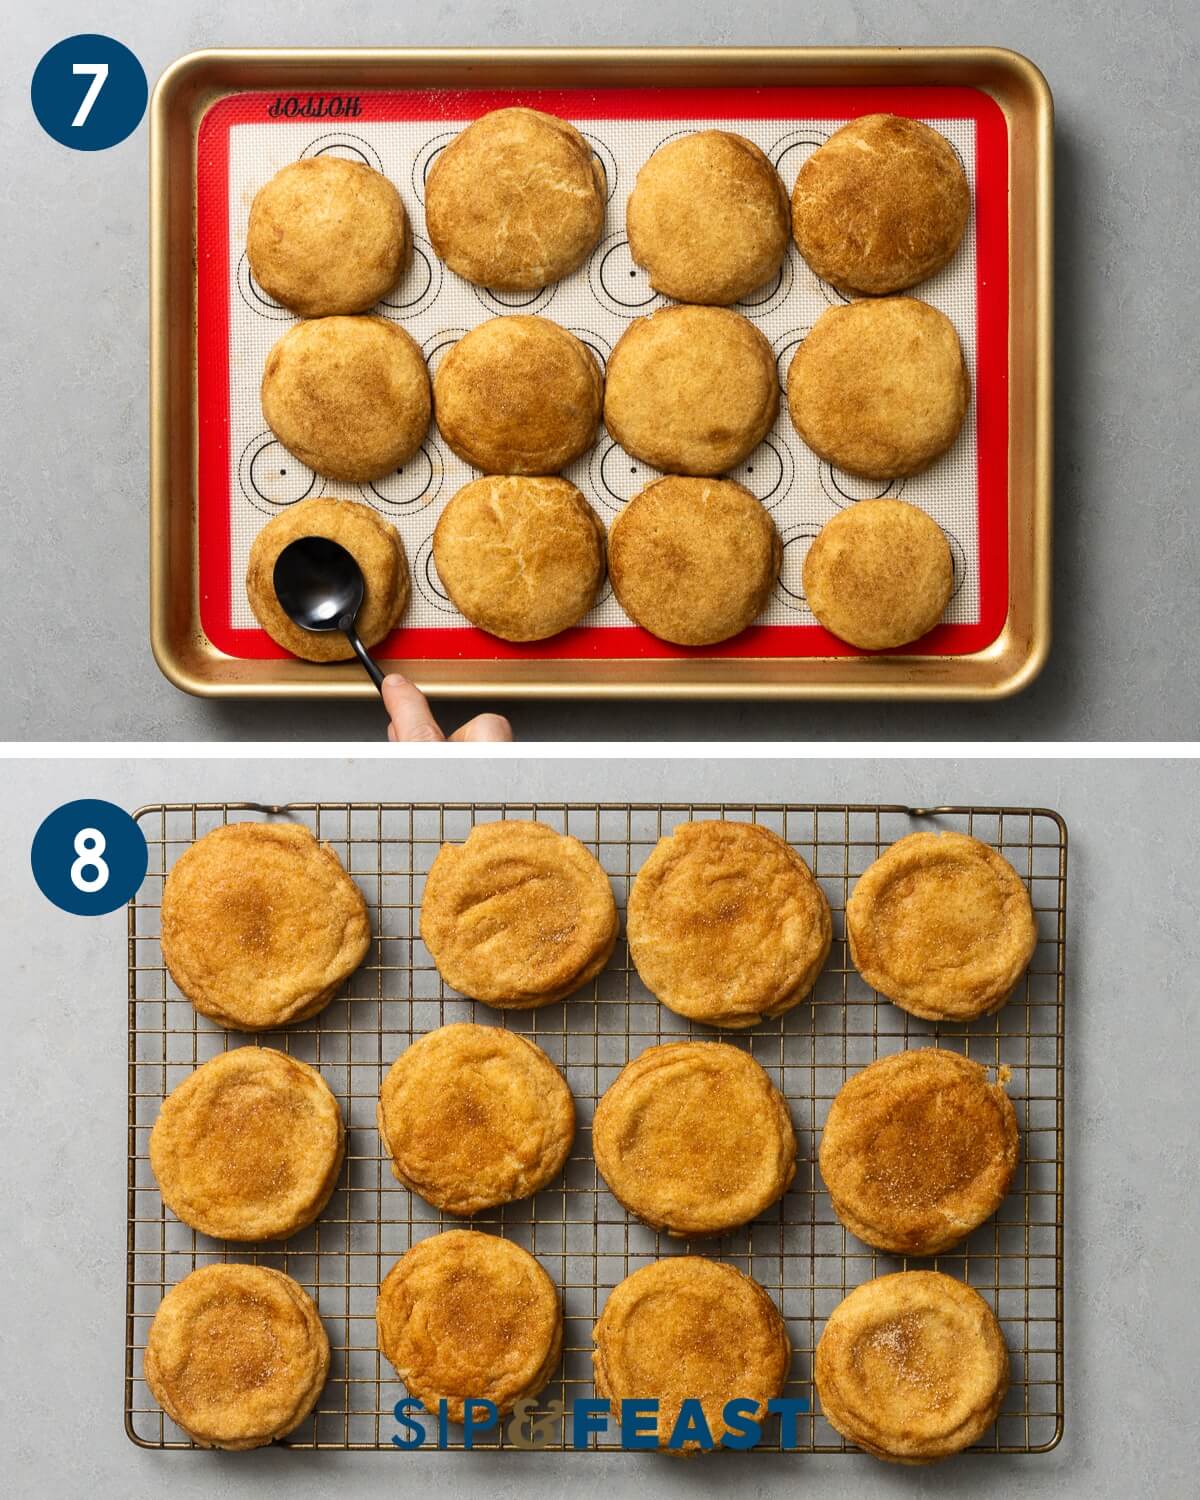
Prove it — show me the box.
[272,536,386,692]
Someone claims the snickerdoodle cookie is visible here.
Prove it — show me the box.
[819,1048,1019,1255]
[246,497,409,661]
[144,1264,329,1449]
[420,819,617,1008]
[378,1023,575,1215]
[247,155,410,317]
[787,298,968,480]
[607,476,781,645]
[150,1047,345,1241]
[593,1042,796,1236]
[433,475,605,640]
[627,820,831,1028]
[791,114,969,296]
[604,304,778,475]
[161,821,370,1030]
[378,1230,563,1421]
[814,1272,1009,1463]
[433,316,602,474]
[627,130,790,304]
[261,315,431,482]
[803,499,953,650]
[846,832,1037,1021]
[425,108,605,291]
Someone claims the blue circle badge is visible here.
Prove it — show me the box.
[31,35,147,151]
[32,799,148,916]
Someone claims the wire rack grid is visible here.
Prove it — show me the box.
[126,800,1066,1454]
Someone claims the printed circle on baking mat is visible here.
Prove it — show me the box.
[733,250,795,318]
[579,131,619,202]
[378,237,441,318]
[421,327,471,380]
[239,431,317,516]
[773,327,811,391]
[413,534,460,616]
[727,436,794,513]
[775,525,818,612]
[587,440,660,516]
[819,465,907,510]
[470,281,558,318]
[588,234,664,318]
[565,326,613,376]
[359,444,443,515]
[769,128,828,184]
[236,252,293,321]
[944,524,968,601]
[300,131,384,174]
[410,132,457,204]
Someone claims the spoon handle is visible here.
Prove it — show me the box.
[342,626,386,693]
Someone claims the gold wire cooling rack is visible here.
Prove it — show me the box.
[125,801,1066,1453]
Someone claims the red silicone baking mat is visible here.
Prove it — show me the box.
[196,86,1009,664]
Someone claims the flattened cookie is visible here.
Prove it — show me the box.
[627,821,831,1028]
[378,1023,574,1215]
[150,1047,345,1241]
[246,497,409,662]
[627,130,790,305]
[420,820,617,1009]
[819,1049,1018,1255]
[378,1230,562,1421]
[247,156,410,317]
[593,1257,790,1451]
[593,1042,796,1236]
[144,1264,329,1450]
[803,499,953,650]
[433,476,605,640]
[847,832,1037,1021]
[787,298,968,480]
[814,1272,1009,1463]
[161,821,370,1030]
[791,114,970,296]
[604,305,778,475]
[261,315,431,482]
[425,107,605,291]
[434,316,602,474]
[608,476,781,646]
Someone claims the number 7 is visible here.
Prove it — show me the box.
[71,61,109,127]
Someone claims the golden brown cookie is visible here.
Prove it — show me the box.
[433,316,602,474]
[246,497,410,662]
[814,1272,1009,1463]
[144,1263,329,1450]
[420,820,617,1008]
[787,298,969,480]
[425,107,606,291]
[803,498,953,650]
[627,130,790,305]
[261,314,431,482]
[161,821,370,1030]
[847,832,1037,1021]
[433,476,605,640]
[608,476,781,646]
[819,1049,1019,1255]
[627,820,831,1029]
[592,1257,790,1452]
[593,1042,796,1236]
[605,304,778,475]
[378,1023,575,1215]
[150,1047,345,1241]
[246,156,411,318]
[378,1230,562,1421]
[791,114,970,296]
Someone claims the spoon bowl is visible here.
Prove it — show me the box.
[273,536,386,690]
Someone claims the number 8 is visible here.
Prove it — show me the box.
[71,827,109,892]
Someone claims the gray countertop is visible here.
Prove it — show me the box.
[2,0,1198,741]
[3,754,1197,1496]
